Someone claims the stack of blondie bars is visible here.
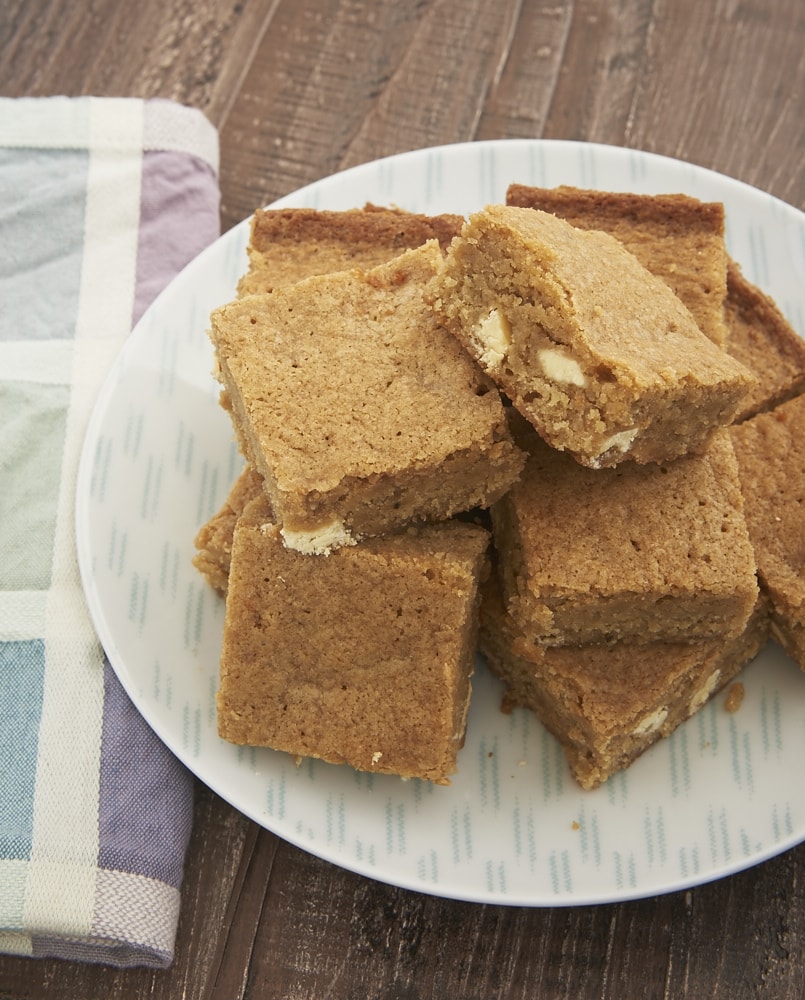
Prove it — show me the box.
[194,189,805,789]
[198,207,523,784]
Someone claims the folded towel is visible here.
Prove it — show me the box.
[0,96,220,967]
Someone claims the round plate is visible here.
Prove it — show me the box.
[76,140,805,905]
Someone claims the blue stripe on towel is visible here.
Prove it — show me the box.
[0,638,46,860]
[0,148,88,342]
[0,381,70,591]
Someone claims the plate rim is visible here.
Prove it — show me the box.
[75,137,805,907]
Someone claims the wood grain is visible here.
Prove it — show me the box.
[1,0,804,996]
[625,0,805,204]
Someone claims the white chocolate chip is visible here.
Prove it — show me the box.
[474,309,512,368]
[371,751,383,765]
[589,427,639,467]
[538,347,586,387]
[689,670,721,713]
[280,519,355,555]
[632,706,668,736]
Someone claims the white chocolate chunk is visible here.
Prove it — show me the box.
[589,427,639,467]
[280,519,355,555]
[632,706,668,736]
[689,670,721,713]
[538,347,586,387]
[474,309,512,368]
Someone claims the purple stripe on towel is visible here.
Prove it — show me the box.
[99,140,214,889]
[97,659,193,888]
[132,150,221,326]
[32,933,172,969]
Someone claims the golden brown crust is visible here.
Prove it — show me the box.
[507,184,725,234]
[725,260,805,420]
[249,204,462,253]
[730,394,805,667]
[505,184,729,347]
[239,205,463,296]
[192,465,265,594]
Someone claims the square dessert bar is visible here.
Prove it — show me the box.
[210,242,525,554]
[217,494,490,784]
[479,581,769,789]
[724,261,805,421]
[192,464,264,595]
[428,205,753,468]
[491,414,758,647]
[506,184,805,423]
[237,205,463,297]
[730,393,805,668]
[505,184,730,346]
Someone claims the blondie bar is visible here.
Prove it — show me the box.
[238,205,462,296]
[428,205,753,467]
[505,184,730,346]
[505,183,805,421]
[217,494,490,783]
[479,581,769,789]
[724,261,805,421]
[491,414,758,646]
[210,242,525,554]
[730,393,805,668]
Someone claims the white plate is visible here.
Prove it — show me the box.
[76,140,805,906]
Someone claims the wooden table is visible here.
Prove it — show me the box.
[2,1,804,996]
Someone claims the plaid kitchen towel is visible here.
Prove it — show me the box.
[0,96,220,967]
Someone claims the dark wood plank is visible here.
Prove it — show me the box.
[216,0,531,228]
[474,2,576,141]
[538,0,805,204]
[516,0,655,146]
[205,838,805,999]
[0,0,273,112]
[628,0,805,205]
